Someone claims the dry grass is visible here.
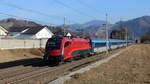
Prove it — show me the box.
[64,44,150,84]
[0,48,44,63]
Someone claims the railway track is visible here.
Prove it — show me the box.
[0,47,124,84]
[0,58,43,73]
[0,60,49,77]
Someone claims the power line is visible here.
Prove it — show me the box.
[1,2,80,24]
[78,0,103,14]
[1,0,95,24]
[53,0,97,19]
[0,12,55,25]
[1,2,63,19]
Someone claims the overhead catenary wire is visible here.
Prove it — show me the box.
[1,2,80,25]
[0,0,100,25]
[0,12,56,25]
[1,2,63,19]
[77,0,104,15]
[53,0,97,19]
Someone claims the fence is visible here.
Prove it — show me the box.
[0,38,48,50]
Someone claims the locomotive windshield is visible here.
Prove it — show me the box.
[46,38,62,50]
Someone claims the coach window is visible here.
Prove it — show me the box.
[112,43,118,45]
[95,43,106,47]
[65,42,70,47]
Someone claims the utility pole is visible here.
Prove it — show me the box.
[63,17,67,36]
[105,13,109,54]
[120,18,123,39]
[133,31,135,43]
[125,27,128,47]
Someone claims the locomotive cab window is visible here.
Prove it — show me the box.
[64,42,71,47]
[46,38,62,50]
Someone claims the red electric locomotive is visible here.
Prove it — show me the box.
[44,36,91,64]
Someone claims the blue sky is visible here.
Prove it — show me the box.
[0,0,150,25]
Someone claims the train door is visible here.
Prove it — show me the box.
[64,41,71,59]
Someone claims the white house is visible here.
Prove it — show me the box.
[15,26,53,39]
[0,26,8,36]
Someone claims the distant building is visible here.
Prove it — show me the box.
[110,28,126,40]
[66,32,72,37]
[0,26,8,37]
[14,26,53,39]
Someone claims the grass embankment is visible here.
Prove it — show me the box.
[0,48,44,63]
[65,44,150,84]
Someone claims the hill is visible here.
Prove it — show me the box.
[1,16,150,39]
[68,20,109,35]
[111,16,150,38]
[68,16,150,39]
[0,18,41,31]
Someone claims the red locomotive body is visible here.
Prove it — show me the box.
[44,36,91,63]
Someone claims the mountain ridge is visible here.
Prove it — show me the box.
[0,18,41,30]
[111,16,150,38]
[1,16,150,39]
